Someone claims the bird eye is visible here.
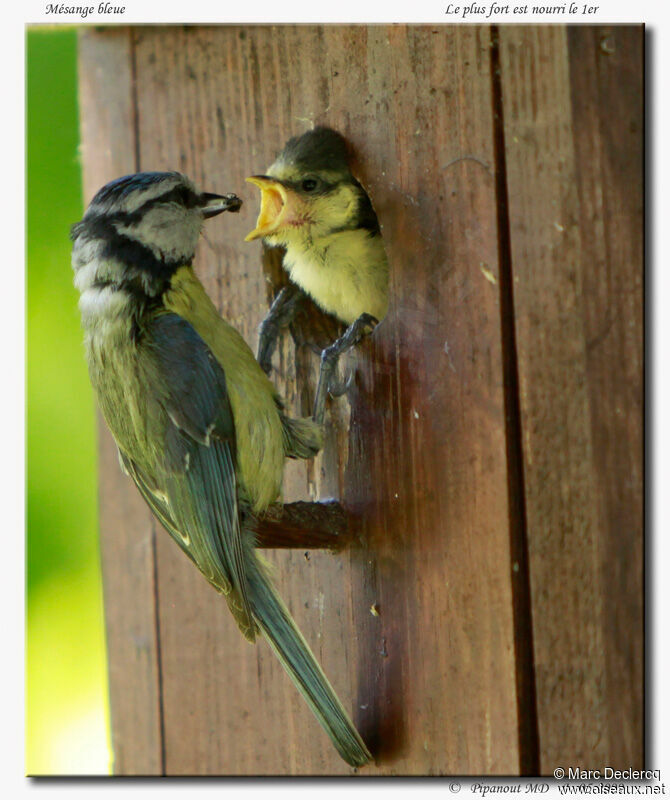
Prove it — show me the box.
[301,178,319,192]
[177,186,194,206]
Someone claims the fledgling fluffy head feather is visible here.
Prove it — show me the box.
[271,127,350,177]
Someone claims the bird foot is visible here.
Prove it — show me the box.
[257,284,304,375]
[327,367,355,398]
[312,313,379,423]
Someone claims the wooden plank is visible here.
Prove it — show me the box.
[566,25,644,767]
[77,29,164,775]
[332,25,521,775]
[498,25,643,771]
[127,24,520,774]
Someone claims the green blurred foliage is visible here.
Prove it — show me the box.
[26,27,110,774]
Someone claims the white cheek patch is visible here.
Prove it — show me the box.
[114,220,163,261]
[116,207,201,263]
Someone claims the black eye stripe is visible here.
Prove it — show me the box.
[119,185,199,215]
[72,183,202,240]
[148,185,200,209]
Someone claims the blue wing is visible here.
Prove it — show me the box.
[122,312,256,641]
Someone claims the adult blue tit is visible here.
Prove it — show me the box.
[71,171,371,768]
[245,127,389,379]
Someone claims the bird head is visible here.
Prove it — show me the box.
[245,127,372,247]
[72,172,241,263]
[71,172,242,295]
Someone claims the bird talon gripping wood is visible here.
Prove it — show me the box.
[245,127,389,415]
[256,283,304,374]
[324,366,355,400]
[71,171,371,769]
[313,312,380,423]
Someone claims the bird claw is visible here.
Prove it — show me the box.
[312,313,380,423]
[256,285,304,375]
[257,338,275,376]
[338,313,378,351]
[327,366,355,398]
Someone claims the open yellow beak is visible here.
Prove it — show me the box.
[244,176,289,242]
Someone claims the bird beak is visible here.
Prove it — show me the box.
[244,176,301,241]
[201,192,243,218]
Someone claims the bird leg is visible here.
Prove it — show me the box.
[312,313,378,424]
[250,500,350,552]
[257,283,304,374]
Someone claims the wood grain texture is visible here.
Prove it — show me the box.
[126,24,518,775]
[497,26,643,771]
[251,501,350,550]
[566,25,644,768]
[77,28,164,775]
[76,23,643,777]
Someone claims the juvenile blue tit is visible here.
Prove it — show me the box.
[71,171,371,768]
[245,127,389,379]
